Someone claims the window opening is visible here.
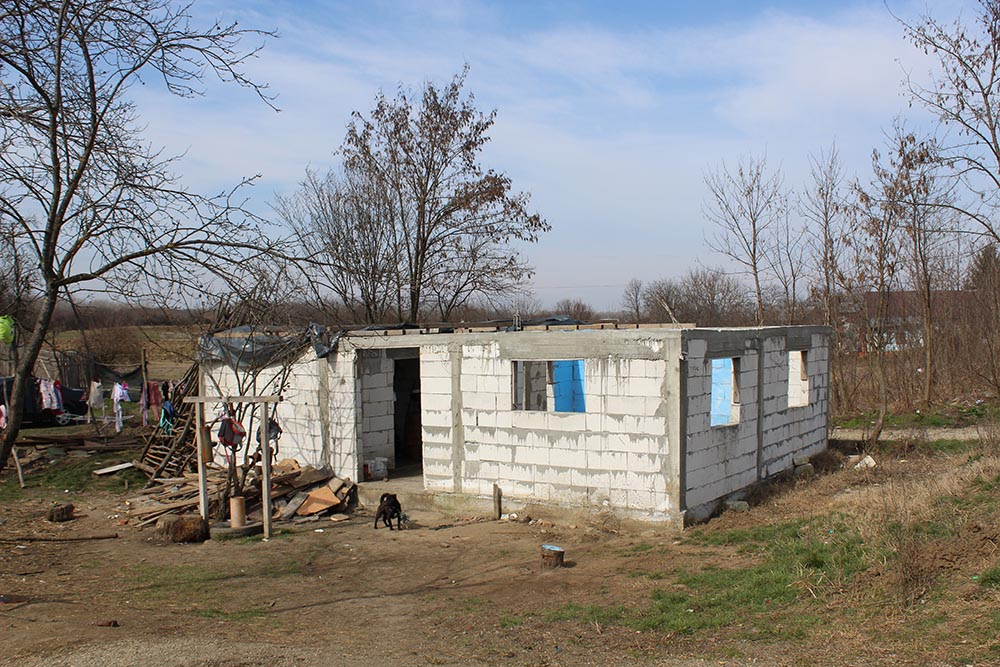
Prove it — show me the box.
[512,359,585,412]
[710,357,740,426]
[788,350,810,407]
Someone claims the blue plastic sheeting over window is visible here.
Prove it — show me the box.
[710,358,735,426]
[552,360,586,413]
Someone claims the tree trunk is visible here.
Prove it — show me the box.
[0,288,59,475]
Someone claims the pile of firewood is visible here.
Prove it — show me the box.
[122,459,356,527]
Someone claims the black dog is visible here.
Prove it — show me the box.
[373,492,402,530]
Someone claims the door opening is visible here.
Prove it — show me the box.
[392,354,422,476]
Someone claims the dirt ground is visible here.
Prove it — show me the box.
[2,449,999,667]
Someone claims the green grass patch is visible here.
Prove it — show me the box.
[499,615,524,628]
[978,563,1000,589]
[618,542,655,556]
[2,452,147,500]
[688,519,807,548]
[925,439,972,455]
[835,405,998,431]
[540,517,866,639]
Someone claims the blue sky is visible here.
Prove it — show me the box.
[136,0,969,309]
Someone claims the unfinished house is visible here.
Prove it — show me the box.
[200,324,830,524]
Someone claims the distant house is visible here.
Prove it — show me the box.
[200,323,831,525]
[860,290,974,351]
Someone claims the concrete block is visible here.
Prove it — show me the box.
[533,482,553,501]
[605,395,642,415]
[627,488,654,510]
[464,392,497,412]
[421,443,453,461]
[479,443,514,463]
[421,376,452,396]
[585,413,604,432]
[547,412,587,431]
[621,376,662,398]
[549,447,588,469]
[588,470,611,490]
[686,339,708,359]
[511,480,534,498]
[628,452,663,474]
[423,460,453,478]
[424,474,454,492]
[514,445,549,466]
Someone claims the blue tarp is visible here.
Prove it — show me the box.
[710,358,734,426]
[552,359,585,413]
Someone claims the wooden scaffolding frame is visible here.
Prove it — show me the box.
[182,394,282,540]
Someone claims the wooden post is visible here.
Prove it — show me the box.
[141,348,148,426]
[261,407,273,539]
[11,446,25,488]
[493,483,502,520]
[195,400,209,521]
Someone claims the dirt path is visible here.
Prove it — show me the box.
[2,452,996,667]
[830,425,983,442]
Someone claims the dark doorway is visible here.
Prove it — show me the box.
[392,354,422,469]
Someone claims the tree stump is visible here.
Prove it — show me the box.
[540,544,565,569]
[47,503,74,522]
[156,515,209,543]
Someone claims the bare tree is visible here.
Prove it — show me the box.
[553,298,597,322]
[765,207,807,324]
[902,0,1000,242]
[851,145,907,443]
[621,278,644,323]
[963,243,1000,391]
[276,168,399,324]
[0,0,285,473]
[890,127,952,405]
[704,155,785,324]
[802,144,847,328]
[683,267,752,326]
[642,278,683,324]
[333,67,549,323]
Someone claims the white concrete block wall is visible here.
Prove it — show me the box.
[759,333,829,476]
[204,346,363,481]
[419,345,456,492]
[204,325,828,524]
[683,328,831,512]
[684,350,760,509]
[327,347,359,479]
[455,338,677,518]
[357,350,395,469]
[203,357,325,468]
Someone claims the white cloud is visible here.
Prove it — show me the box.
[130,0,951,306]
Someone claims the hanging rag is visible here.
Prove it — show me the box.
[88,381,104,408]
[0,315,13,345]
[0,404,7,430]
[111,382,129,433]
[39,379,61,411]
[159,399,177,436]
[217,416,246,450]
[139,383,148,425]
[256,417,282,444]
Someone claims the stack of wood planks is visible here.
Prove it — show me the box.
[123,466,229,527]
[122,459,356,527]
[14,434,141,452]
[270,459,356,520]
